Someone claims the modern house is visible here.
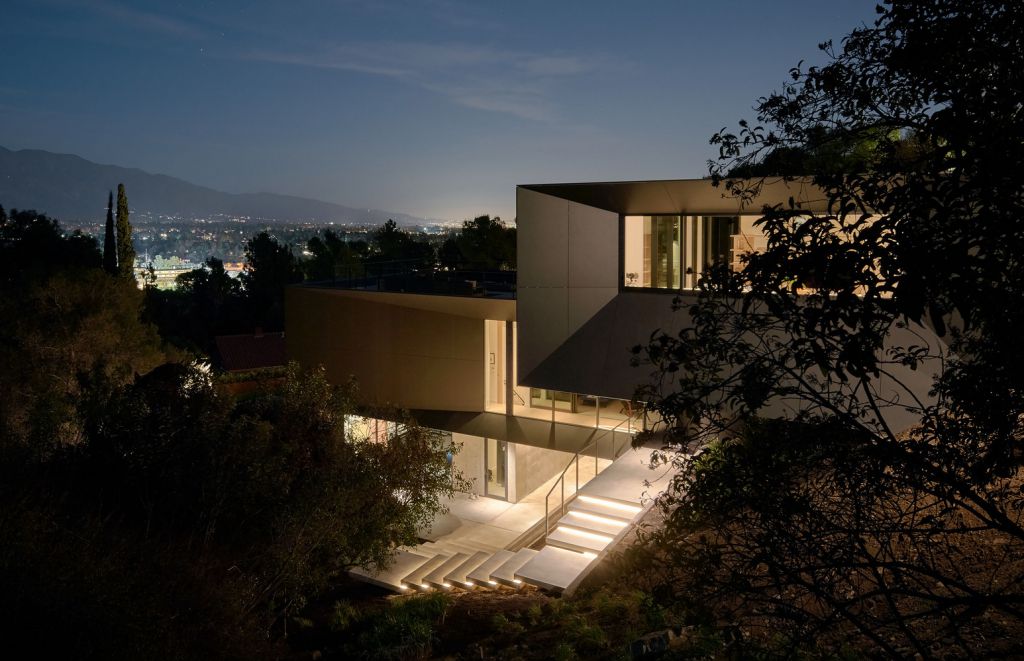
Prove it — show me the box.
[285,177,917,594]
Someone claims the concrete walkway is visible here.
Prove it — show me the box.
[418,456,613,550]
[350,446,671,596]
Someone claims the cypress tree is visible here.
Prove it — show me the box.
[115,183,136,281]
[103,190,117,274]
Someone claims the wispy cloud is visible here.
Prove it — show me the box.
[246,49,411,79]
[93,1,208,39]
[27,0,209,40]
[333,0,503,32]
[241,41,616,122]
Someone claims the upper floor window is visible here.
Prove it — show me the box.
[623,215,740,290]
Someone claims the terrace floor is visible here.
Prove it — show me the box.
[420,456,614,550]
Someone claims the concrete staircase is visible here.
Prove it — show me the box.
[349,448,666,597]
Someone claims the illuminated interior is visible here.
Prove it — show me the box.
[623,214,742,290]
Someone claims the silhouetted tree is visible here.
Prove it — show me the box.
[176,257,240,306]
[103,190,117,275]
[369,219,434,265]
[0,208,102,284]
[240,231,302,329]
[115,183,135,281]
[438,215,516,271]
[304,229,368,281]
[637,1,1024,656]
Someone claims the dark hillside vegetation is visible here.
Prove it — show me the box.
[0,207,460,659]
[633,0,1024,656]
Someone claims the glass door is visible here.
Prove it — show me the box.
[485,437,508,500]
[529,388,574,412]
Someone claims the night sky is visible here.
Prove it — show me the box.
[2,0,877,221]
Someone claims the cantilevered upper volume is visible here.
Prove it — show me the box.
[514,177,831,401]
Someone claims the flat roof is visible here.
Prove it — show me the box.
[518,177,830,215]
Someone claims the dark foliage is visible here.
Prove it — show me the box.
[636,0,1024,655]
[115,183,136,281]
[438,215,516,271]
[368,219,435,266]
[0,207,462,658]
[0,208,164,455]
[240,231,303,329]
[305,228,369,281]
[145,257,251,353]
[0,207,102,282]
[103,190,117,274]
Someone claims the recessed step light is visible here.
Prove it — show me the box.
[577,494,642,514]
[567,510,627,527]
[556,526,614,543]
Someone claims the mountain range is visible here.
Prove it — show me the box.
[0,146,430,226]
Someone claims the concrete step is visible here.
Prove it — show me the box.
[445,541,498,555]
[401,553,452,591]
[491,548,539,588]
[423,552,470,590]
[445,551,491,589]
[444,536,502,553]
[467,550,515,588]
[558,510,630,536]
[420,541,483,556]
[569,494,642,523]
[348,550,432,593]
[546,525,614,554]
[516,545,595,594]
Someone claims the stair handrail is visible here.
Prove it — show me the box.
[542,411,641,539]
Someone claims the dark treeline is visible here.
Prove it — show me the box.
[0,204,463,659]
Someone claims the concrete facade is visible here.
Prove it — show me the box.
[286,286,513,412]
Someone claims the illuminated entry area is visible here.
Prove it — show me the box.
[623,215,742,290]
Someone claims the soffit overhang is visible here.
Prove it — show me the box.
[518,177,830,215]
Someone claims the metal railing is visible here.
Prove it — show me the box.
[542,412,641,540]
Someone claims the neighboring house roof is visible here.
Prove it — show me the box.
[214,331,286,372]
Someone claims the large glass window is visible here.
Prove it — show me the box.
[624,215,739,290]
[702,216,740,270]
[623,215,681,288]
